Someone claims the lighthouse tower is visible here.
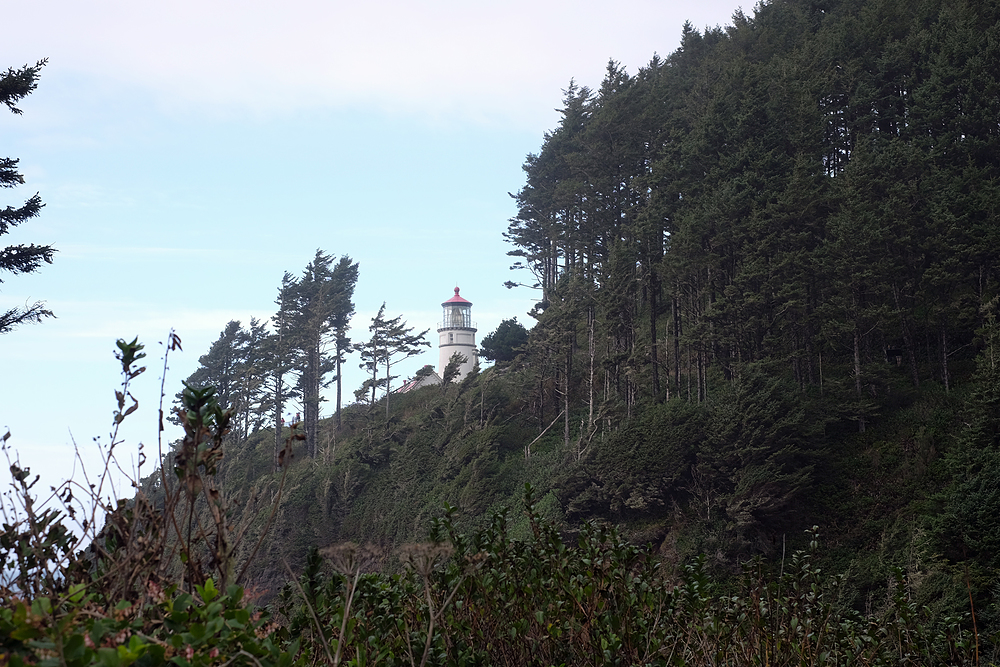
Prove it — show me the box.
[438,287,478,380]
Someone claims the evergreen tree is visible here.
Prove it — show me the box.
[267,272,300,467]
[231,318,270,443]
[697,365,822,555]
[1,60,54,335]
[502,0,999,425]
[182,320,244,408]
[933,314,1000,568]
[177,319,269,446]
[505,81,593,304]
[441,351,468,387]
[329,256,359,428]
[284,250,359,458]
[356,303,429,418]
[479,318,529,364]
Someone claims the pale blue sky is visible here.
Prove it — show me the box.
[2,0,742,497]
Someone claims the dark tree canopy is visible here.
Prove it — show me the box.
[495,0,1000,557]
[1,59,54,335]
[504,0,1000,422]
[480,317,529,363]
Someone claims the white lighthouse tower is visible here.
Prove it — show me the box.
[438,287,478,380]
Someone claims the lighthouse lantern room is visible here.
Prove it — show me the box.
[437,287,478,380]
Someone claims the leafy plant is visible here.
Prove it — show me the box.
[1,335,299,667]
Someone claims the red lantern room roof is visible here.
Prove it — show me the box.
[442,286,472,306]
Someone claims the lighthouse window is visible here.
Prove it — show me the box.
[449,333,454,343]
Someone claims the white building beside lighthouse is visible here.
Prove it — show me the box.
[438,287,478,380]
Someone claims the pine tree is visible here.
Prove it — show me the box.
[182,320,244,408]
[1,60,54,335]
[330,256,359,428]
[231,318,270,443]
[177,319,269,446]
[356,303,429,419]
[287,250,359,458]
[506,81,593,305]
[479,318,529,364]
[441,351,468,387]
[501,0,1000,436]
[267,272,300,467]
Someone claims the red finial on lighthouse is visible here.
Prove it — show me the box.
[443,287,471,305]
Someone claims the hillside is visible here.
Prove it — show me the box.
[149,0,1000,648]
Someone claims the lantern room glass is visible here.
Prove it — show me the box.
[443,304,471,328]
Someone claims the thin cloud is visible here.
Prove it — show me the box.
[7,0,740,125]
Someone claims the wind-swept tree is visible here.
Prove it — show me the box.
[178,318,269,445]
[182,321,244,409]
[505,81,593,305]
[356,303,430,418]
[231,318,270,443]
[266,272,299,467]
[1,59,54,335]
[274,250,359,457]
[441,351,468,387]
[330,256,359,428]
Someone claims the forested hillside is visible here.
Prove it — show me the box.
[506,0,998,414]
[149,0,1000,649]
[7,0,1000,663]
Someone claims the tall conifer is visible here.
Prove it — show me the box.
[1,60,53,335]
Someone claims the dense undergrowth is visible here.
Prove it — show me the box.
[0,454,985,666]
[212,336,1000,652]
[1,337,995,666]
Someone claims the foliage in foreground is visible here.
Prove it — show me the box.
[2,461,981,666]
[1,337,298,667]
[0,337,984,666]
[274,487,978,666]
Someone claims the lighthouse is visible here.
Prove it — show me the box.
[438,287,478,380]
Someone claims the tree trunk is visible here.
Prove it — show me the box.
[854,326,865,433]
[335,348,344,428]
[687,344,692,402]
[673,294,681,398]
[941,323,950,392]
[892,283,919,388]
[304,342,321,458]
[697,348,705,403]
[273,375,283,471]
[564,343,571,450]
[385,359,392,420]
[649,274,660,401]
[587,305,595,434]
